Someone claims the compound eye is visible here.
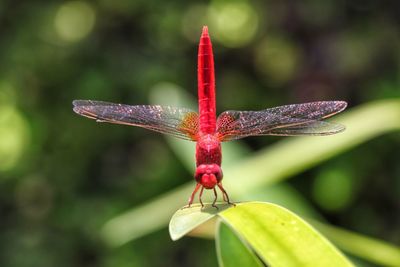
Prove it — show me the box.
[195,164,223,184]
[201,173,217,189]
[209,164,223,181]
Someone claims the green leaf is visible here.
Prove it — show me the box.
[219,202,354,267]
[216,221,264,267]
[169,202,354,267]
[184,211,400,267]
[169,203,232,241]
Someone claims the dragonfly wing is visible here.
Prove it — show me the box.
[73,100,199,141]
[217,101,347,141]
[266,121,345,136]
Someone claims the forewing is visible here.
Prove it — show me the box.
[217,101,347,141]
[73,100,199,141]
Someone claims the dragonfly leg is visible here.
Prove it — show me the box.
[199,186,205,208]
[222,189,227,202]
[185,183,202,208]
[217,183,236,206]
[212,188,219,209]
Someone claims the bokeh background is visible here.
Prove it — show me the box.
[1,0,399,266]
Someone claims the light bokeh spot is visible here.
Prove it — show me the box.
[0,107,30,172]
[0,82,30,172]
[54,1,96,42]
[149,82,196,109]
[209,2,258,47]
[254,35,302,85]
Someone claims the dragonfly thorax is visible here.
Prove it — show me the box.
[195,134,221,166]
[195,163,223,189]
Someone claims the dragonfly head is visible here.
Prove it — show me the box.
[195,164,223,189]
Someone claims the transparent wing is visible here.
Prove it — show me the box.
[265,121,345,136]
[217,101,347,141]
[73,100,199,141]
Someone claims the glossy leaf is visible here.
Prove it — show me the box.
[170,202,354,267]
[180,204,400,267]
[219,202,354,267]
[169,203,231,241]
[216,221,264,267]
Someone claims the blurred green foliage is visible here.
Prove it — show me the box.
[0,0,399,266]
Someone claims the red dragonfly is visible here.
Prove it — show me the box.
[73,26,347,208]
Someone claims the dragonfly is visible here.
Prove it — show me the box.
[73,26,347,208]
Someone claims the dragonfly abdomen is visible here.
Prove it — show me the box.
[198,26,216,134]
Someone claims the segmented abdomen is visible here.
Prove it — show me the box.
[198,27,216,134]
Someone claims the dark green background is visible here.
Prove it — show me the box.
[0,0,399,266]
